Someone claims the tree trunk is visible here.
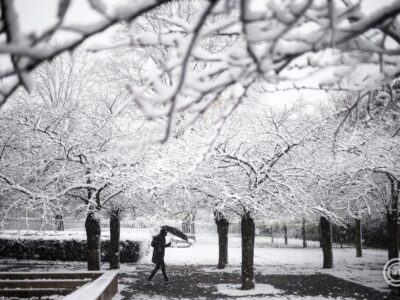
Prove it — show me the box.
[214,213,229,269]
[110,208,121,270]
[388,211,399,260]
[388,178,399,260]
[354,218,362,258]
[85,212,101,271]
[320,216,333,269]
[319,225,322,248]
[241,212,255,290]
[191,214,196,235]
[284,224,288,245]
[339,227,343,249]
[271,225,274,243]
[55,214,64,231]
[302,218,307,248]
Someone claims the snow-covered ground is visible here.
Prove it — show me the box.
[213,284,358,300]
[0,245,389,299]
[113,246,389,300]
[3,230,381,292]
[139,246,389,292]
[0,230,390,299]
[216,283,284,296]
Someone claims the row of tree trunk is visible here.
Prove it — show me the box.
[267,220,307,247]
[214,211,370,290]
[387,176,399,261]
[85,208,121,271]
[85,201,393,283]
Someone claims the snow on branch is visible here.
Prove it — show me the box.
[0,0,171,106]
[0,0,400,139]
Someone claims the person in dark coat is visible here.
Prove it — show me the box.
[147,228,171,283]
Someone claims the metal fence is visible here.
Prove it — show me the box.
[0,217,355,248]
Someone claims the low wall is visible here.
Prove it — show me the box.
[0,271,118,300]
[63,271,118,300]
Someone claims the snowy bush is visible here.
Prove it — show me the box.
[0,237,147,263]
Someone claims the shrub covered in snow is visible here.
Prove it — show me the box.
[0,237,148,263]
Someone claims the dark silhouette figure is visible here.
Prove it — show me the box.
[147,228,171,283]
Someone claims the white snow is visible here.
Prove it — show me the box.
[215,283,283,296]
[214,283,357,299]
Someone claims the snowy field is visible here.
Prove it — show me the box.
[139,246,389,292]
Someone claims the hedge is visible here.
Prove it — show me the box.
[0,238,148,263]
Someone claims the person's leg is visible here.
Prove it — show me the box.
[147,263,160,281]
[160,260,169,282]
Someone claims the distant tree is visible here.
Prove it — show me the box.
[0,52,142,270]
[311,87,400,261]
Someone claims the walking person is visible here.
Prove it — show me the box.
[147,228,171,284]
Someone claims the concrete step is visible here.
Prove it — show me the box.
[0,271,102,280]
[0,278,91,288]
[0,287,73,297]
